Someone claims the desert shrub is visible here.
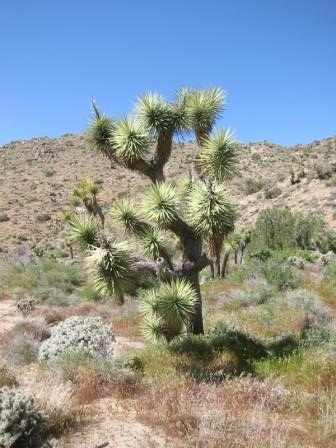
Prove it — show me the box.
[0,366,17,388]
[0,387,43,447]
[261,260,299,291]
[0,258,83,305]
[264,183,281,199]
[284,289,332,327]
[242,176,265,195]
[251,208,296,251]
[12,320,50,342]
[2,334,39,367]
[287,255,305,269]
[250,207,333,255]
[315,161,333,179]
[233,283,274,308]
[51,351,141,402]
[38,316,116,362]
[254,348,336,392]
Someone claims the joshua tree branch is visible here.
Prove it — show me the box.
[151,130,173,182]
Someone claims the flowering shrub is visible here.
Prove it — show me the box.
[0,387,43,447]
[38,316,116,362]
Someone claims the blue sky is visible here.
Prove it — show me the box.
[1,0,335,145]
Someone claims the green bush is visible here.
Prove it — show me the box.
[0,258,83,305]
[250,207,335,255]
[261,260,299,291]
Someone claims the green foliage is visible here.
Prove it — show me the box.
[140,279,197,342]
[111,198,146,235]
[0,258,83,305]
[252,208,297,251]
[197,130,237,181]
[261,260,299,291]
[72,178,102,203]
[251,207,336,255]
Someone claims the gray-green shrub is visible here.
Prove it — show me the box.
[38,316,116,362]
[0,387,43,447]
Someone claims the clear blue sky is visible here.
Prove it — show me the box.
[1,0,335,146]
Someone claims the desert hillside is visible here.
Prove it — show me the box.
[0,133,335,252]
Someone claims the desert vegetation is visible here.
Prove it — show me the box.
[1,88,336,447]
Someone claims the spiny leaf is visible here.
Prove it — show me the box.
[112,118,149,163]
[142,183,179,227]
[87,116,114,156]
[68,213,100,249]
[197,130,237,181]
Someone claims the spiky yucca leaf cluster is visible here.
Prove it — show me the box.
[87,115,114,156]
[181,87,225,138]
[143,183,179,227]
[187,181,235,238]
[112,118,149,163]
[141,228,169,260]
[136,93,185,134]
[197,130,237,181]
[141,279,197,341]
[86,240,134,302]
[68,213,100,249]
[72,178,102,207]
[111,198,147,235]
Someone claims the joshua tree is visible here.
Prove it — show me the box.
[72,88,237,335]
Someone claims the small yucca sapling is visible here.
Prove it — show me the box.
[84,87,238,334]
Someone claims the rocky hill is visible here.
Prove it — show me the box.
[0,133,336,253]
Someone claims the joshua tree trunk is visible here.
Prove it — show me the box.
[185,271,204,334]
[221,247,231,278]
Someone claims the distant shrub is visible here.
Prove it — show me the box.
[3,334,39,368]
[250,207,333,254]
[38,316,116,362]
[0,387,43,447]
[314,161,333,179]
[264,184,282,199]
[242,177,265,195]
[261,260,299,291]
[0,257,83,305]
[251,208,296,251]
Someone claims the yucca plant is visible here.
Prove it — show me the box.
[140,279,197,341]
[82,87,238,334]
[187,181,235,277]
[71,178,105,227]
